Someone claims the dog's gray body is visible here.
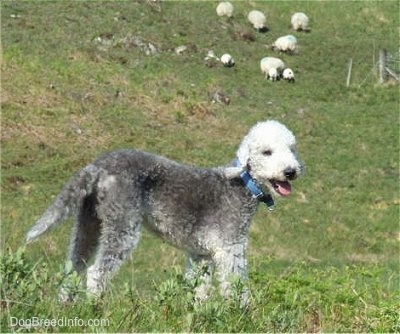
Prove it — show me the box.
[27,120,302,302]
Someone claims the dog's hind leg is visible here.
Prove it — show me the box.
[86,216,142,298]
[69,193,101,273]
[84,172,144,298]
[59,193,102,302]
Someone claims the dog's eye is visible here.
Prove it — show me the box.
[262,150,272,156]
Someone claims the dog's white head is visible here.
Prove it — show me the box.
[236,120,303,196]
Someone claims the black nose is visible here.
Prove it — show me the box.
[284,168,297,180]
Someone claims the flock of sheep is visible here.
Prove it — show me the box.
[214,1,310,82]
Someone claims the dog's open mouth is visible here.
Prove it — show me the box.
[269,179,292,196]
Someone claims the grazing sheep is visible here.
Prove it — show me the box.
[204,51,235,68]
[216,2,234,18]
[220,53,235,67]
[282,68,295,82]
[260,57,285,81]
[248,10,268,32]
[272,35,298,54]
[291,12,310,32]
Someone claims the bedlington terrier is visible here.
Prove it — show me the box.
[26,120,303,303]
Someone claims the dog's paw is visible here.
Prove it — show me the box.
[58,287,78,304]
[194,284,215,302]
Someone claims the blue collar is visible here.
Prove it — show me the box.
[235,159,275,211]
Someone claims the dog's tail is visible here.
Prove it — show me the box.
[26,164,100,243]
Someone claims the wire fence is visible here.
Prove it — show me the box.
[348,48,400,87]
[384,49,400,81]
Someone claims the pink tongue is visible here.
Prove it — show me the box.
[274,181,292,196]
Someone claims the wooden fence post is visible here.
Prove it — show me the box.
[346,58,353,87]
[379,49,387,83]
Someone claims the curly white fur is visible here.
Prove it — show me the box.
[236,120,302,195]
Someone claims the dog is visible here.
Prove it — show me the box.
[27,120,303,303]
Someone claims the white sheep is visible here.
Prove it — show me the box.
[272,35,298,54]
[220,53,235,67]
[291,12,310,31]
[260,57,285,81]
[216,2,234,18]
[248,10,268,32]
[282,68,295,82]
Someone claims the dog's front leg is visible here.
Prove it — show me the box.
[213,244,249,305]
[185,253,214,301]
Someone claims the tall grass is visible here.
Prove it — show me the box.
[1,248,398,332]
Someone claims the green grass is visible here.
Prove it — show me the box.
[1,0,399,332]
[1,248,399,332]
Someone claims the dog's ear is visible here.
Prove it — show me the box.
[236,143,250,168]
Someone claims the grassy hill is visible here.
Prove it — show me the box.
[1,1,399,332]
